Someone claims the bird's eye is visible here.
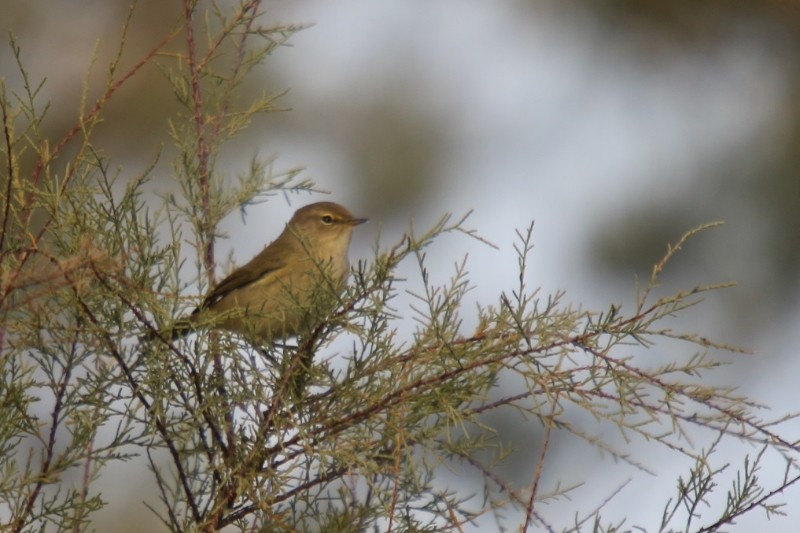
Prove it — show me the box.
[321,215,333,224]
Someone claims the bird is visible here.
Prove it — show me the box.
[164,201,367,344]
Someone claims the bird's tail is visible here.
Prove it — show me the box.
[141,318,195,343]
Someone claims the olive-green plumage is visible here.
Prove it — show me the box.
[171,202,366,343]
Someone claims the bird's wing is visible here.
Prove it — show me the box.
[195,248,287,311]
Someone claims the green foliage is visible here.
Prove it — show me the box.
[0,2,798,533]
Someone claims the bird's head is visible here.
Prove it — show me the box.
[287,202,367,254]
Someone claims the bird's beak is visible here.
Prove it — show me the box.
[349,217,368,226]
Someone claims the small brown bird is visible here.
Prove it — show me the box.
[169,202,366,343]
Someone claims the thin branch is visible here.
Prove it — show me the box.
[64,275,204,523]
[0,80,16,254]
[9,317,79,533]
[696,473,800,533]
[523,394,556,533]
